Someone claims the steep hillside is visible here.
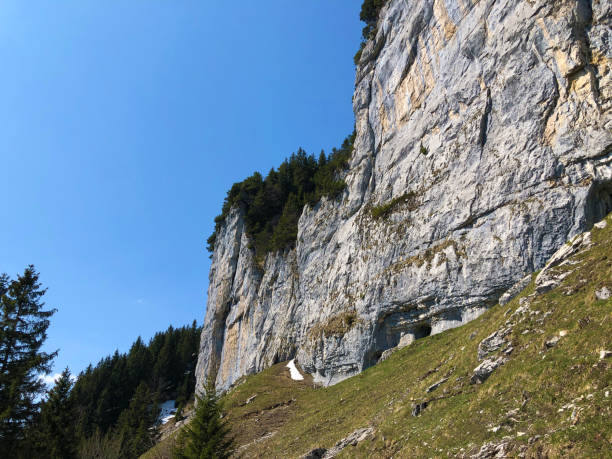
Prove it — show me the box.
[209,213,612,457]
[197,0,611,393]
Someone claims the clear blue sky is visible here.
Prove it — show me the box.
[0,1,362,377]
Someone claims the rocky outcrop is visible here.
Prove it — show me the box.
[470,356,508,384]
[196,0,612,393]
[301,427,375,459]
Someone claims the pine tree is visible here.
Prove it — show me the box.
[115,381,159,458]
[34,368,77,458]
[0,266,57,455]
[174,383,234,459]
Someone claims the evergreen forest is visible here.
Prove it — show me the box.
[2,312,201,459]
[207,131,355,260]
[67,322,202,457]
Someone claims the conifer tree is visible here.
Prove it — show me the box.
[0,266,57,455]
[115,381,159,458]
[34,368,77,458]
[174,383,233,459]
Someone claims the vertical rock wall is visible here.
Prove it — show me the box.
[196,0,611,393]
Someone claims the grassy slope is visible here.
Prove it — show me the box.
[144,214,612,458]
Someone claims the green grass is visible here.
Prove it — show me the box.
[145,214,612,458]
[371,191,419,219]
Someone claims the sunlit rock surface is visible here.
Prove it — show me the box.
[196,0,611,393]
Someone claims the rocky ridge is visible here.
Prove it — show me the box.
[196,0,611,393]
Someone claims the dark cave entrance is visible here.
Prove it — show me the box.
[413,323,432,340]
[586,181,612,227]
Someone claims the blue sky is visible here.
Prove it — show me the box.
[0,1,362,377]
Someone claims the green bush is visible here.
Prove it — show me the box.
[420,143,428,155]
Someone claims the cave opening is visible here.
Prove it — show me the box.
[413,323,432,340]
[586,181,612,227]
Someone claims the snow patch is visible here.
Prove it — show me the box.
[157,399,176,424]
[286,359,304,381]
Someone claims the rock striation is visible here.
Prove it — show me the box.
[196,0,611,393]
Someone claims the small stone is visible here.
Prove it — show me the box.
[559,330,568,337]
[605,391,609,398]
[471,357,508,384]
[426,377,449,393]
[599,350,612,360]
[411,401,428,416]
[595,287,610,301]
[378,347,397,362]
[594,220,608,229]
[545,336,560,348]
[301,448,326,459]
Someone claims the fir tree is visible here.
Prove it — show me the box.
[0,266,57,455]
[34,368,77,458]
[115,382,159,458]
[174,383,234,459]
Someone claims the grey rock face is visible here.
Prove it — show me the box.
[196,0,612,393]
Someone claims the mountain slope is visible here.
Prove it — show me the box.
[209,213,612,457]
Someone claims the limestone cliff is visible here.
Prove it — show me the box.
[196,0,611,394]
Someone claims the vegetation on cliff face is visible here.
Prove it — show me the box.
[354,0,388,64]
[207,132,354,259]
[359,0,388,37]
[153,213,612,458]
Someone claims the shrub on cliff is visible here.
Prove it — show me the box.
[360,0,387,37]
[354,0,388,65]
